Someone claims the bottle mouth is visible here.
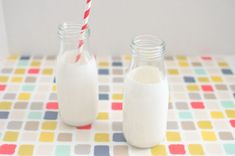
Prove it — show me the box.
[57,23,90,40]
[130,34,165,59]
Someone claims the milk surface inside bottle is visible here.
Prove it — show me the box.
[56,23,98,126]
[123,35,169,148]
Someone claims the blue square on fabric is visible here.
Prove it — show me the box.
[20,55,30,60]
[99,94,109,100]
[183,76,195,83]
[113,133,126,142]
[222,69,233,75]
[94,146,109,156]
[98,69,109,75]
[44,111,58,120]
[112,62,123,66]
[0,111,9,119]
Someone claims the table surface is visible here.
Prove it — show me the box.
[0,54,234,156]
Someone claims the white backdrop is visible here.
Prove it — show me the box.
[0,0,8,57]
[1,0,235,56]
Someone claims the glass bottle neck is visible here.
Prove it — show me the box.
[130,34,165,61]
[129,35,166,79]
[57,23,93,63]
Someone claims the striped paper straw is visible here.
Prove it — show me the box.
[75,0,92,62]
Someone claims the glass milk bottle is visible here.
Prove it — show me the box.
[56,23,98,126]
[123,35,169,148]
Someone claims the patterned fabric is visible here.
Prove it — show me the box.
[0,54,234,155]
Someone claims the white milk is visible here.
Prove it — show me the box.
[123,65,169,148]
[56,50,98,126]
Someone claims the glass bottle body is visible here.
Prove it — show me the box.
[123,35,169,148]
[56,23,98,126]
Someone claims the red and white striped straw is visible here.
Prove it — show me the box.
[75,0,92,62]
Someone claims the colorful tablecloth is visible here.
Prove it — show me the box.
[0,54,234,155]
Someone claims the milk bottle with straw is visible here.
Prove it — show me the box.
[56,0,97,126]
[123,35,169,148]
[56,23,98,126]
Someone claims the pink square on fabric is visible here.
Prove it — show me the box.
[201,56,212,60]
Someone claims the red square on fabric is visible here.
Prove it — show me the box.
[169,144,186,154]
[191,102,205,109]
[112,102,123,110]
[201,85,213,92]
[0,84,6,91]
[28,68,40,74]
[230,120,235,128]
[0,144,16,155]
[77,124,92,130]
[46,102,58,109]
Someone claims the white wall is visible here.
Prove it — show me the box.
[0,0,8,57]
[2,0,235,56]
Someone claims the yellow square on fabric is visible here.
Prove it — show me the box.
[18,145,34,156]
[198,77,209,83]
[11,76,23,83]
[98,61,109,67]
[52,85,57,92]
[42,121,57,130]
[112,94,123,100]
[188,144,204,155]
[96,112,109,120]
[42,68,53,75]
[39,132,54,142]
[18,93,31,100]
[201,131,217,141]
[7,55,18,60]
[151,145,166,156]
[31,61,41,67]
[15,68,25,74]
[211,76,223,83]
[168,69,179,75]
[197,121,213,129]
[179,61,189,67]
[187,85,199,91]
[95,133,109,142]
[210,111,224,119]
[3,131,19,141]
[0,101,12,110]
[218,62,228,67]
[225,110,235,118]
[176,56,187,60]
[166,131,181,141]
[0,76,9,83]
[124,54,131,61]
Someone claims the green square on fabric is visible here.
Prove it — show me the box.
[55,145,71,156]
[22,85,35,91]
[28,112,42,120]
[194,69,207,75]
[221,101,235,108]
[179,112,193,119]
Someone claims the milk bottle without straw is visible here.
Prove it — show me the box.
[56,23,98,126]
[123,35,169,148]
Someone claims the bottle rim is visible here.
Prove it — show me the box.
[130,34,165,59]
[57,23,90,40]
